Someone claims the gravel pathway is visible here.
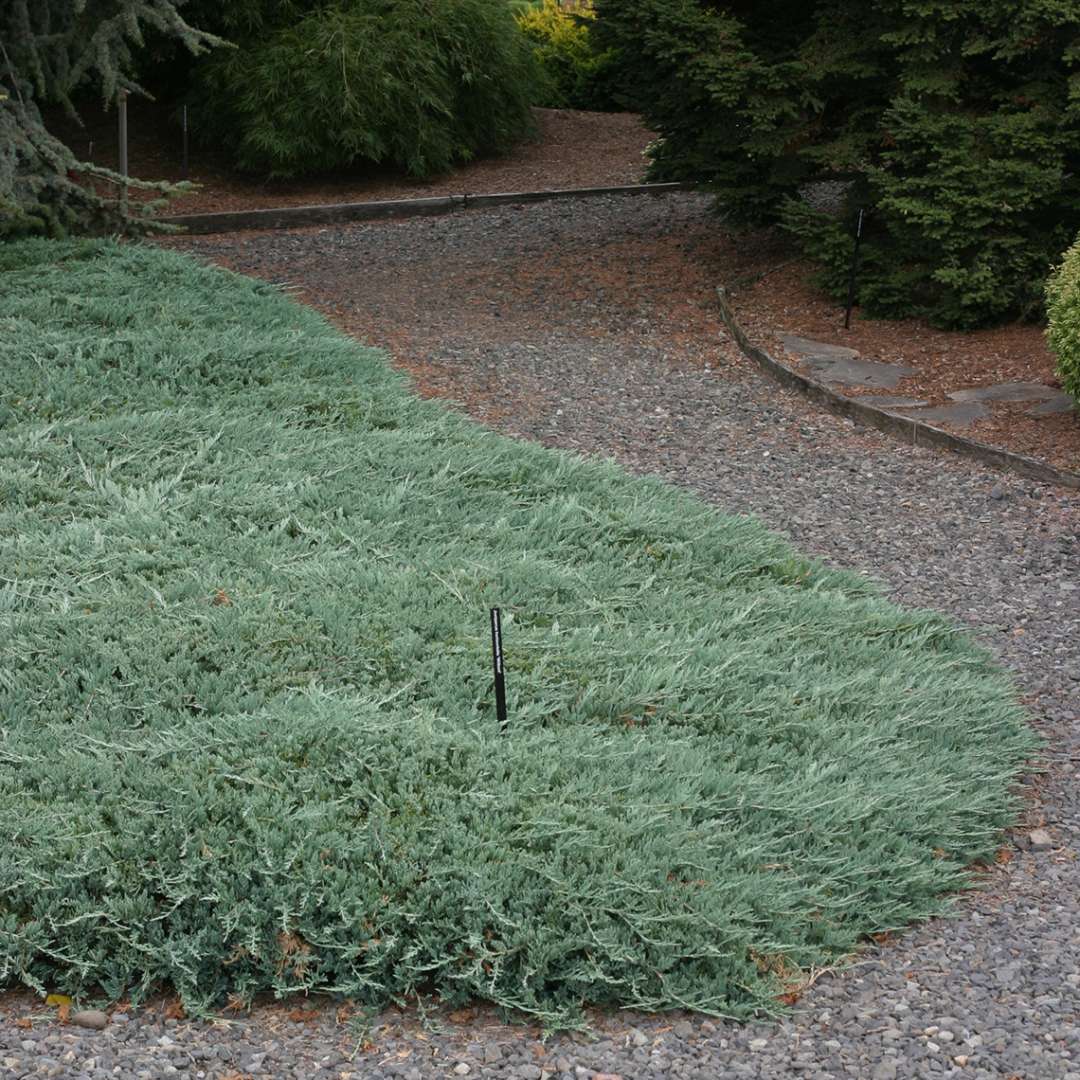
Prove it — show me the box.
[4,194,1078,1079]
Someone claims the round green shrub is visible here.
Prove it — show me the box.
[189,0,541,178]
[1046,234,1080,409]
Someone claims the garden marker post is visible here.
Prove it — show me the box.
[490,608,507,726]
[181,105,189,180]
[118,90,129,212]
[844,208,864,330]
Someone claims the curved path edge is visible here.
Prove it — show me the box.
[716,285,1080,491]
[160,181,698,235]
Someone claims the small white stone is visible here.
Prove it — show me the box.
[939,1031,955,1042]
[453,1064,471,1076]
[749,1038,768,1052]
[953,1055,969,1067]
[923,1026,939,1037]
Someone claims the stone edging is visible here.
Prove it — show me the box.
[160,181,698,235]
[715,286,1080,491]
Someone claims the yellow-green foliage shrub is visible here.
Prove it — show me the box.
[516,0,615,110]
[1046,236,1080,409]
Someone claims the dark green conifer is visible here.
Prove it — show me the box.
[593,0,1080,328]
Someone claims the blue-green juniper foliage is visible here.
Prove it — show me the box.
[0,240,1037,1024]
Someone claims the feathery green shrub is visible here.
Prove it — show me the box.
[1046,234,1080,409]
[0,239,1037,1023]
[187,0,540,178]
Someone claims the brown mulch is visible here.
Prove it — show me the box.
[73,95,1076,479]
[49,101,653,214]
[726,262,1079,476]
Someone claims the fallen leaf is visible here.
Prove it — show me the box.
[163,998,186,1021]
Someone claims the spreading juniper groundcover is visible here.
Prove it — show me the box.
[0,240,1037,1024]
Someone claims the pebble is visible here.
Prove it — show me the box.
[71,1011,109,1031]
[1028,828,1055,851]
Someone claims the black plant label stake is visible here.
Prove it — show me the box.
[844,208,865,330]
[181,104,189,180]
[490,607,507,726]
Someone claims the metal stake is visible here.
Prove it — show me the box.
[181,104,189,180]
[844,208,864,330]
[118,90,129,212]
[490,608,507,726]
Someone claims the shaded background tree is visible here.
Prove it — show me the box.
[593,0,1080,329]
[0,0,218,238]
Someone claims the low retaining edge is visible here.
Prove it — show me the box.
[715,286,1080,492]
[162,181,698,235]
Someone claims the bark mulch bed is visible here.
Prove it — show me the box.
[726,260,1080,477]
[68,95,1076,480]
[51,102,654,214]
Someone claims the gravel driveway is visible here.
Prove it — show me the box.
[4,193,1078,1080]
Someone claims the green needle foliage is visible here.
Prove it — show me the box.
[591,0,1080,329]
[0,0,219,238]
[0,240,1037,1024]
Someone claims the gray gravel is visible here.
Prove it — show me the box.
[4,193,1078,1078]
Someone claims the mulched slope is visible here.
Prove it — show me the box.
[728,262,1080,474]
[49,103,654,215]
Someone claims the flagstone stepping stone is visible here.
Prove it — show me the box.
[859,395,930,409]
[778,334,915,390]
[948,382,1063,403]
[890,401,990,426]
[1027,393,1076,417]
[778,334,861,362]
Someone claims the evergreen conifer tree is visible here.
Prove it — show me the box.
[0,0,218,237]
[593,0,1080,328]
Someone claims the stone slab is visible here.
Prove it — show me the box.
[898,402,990,426]
[778,334,860,362]
[948,382,1062,403]
[804,355,916,390]
[778,334,915,389]
[860,395,930,408]
[1027,393,1076,417]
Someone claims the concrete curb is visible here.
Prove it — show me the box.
[161,181,698,235]
[715,286,1080,492]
